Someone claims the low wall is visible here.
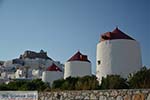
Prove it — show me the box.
[39,89,150,100]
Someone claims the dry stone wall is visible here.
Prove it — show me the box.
[39,89,150,100]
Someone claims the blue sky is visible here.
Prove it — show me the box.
[0,0,149,74]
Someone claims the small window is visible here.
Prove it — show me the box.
[97,60,101,65]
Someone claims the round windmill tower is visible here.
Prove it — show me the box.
[64,51,92,79]
[96,27,142,83]
[42,63,63,85]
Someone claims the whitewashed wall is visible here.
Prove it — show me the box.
[96,39,142,83]
[42,71,63,85]
[64,61,91,79]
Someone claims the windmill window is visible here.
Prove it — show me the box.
[98,60,101,65]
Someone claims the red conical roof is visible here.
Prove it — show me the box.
[67,51,90,62]
[46,63,62,72]
[100,27,135,42]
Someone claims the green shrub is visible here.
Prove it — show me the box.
[0,79,49,91]
[52,78,65,90]
[0,84,10,90]
[52,75,100,90]
[100,75,129,89]
[128,67,150,88]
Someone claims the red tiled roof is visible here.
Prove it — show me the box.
[46,63,62,72]
[67,51,90,62]
[100,27,135,42]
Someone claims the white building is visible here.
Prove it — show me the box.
[96,27,142,83]
[42,63,63,85]
[64,51,92,79]
[32,69,42,79]
[15,68,25,79]
[3,60,13,67]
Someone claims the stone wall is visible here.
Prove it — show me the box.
[39,89,150,100]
